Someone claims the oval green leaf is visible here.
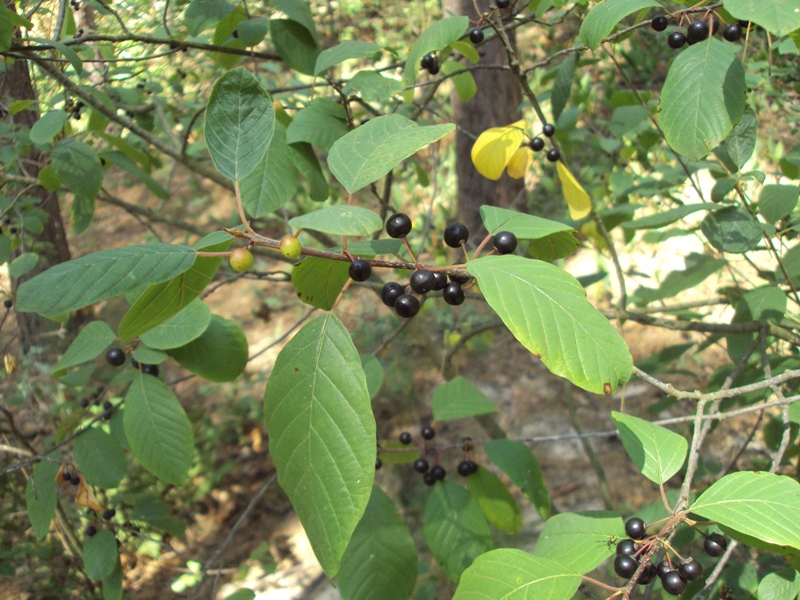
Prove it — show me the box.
[480,206,574,240]
[286,98,348,151]
[240,122,296,218]
[30,110,69,145]
[291,257,349,311]
[51,138,104,203]
[484,439,551,519]
[289,205,383,236]
[25,459,59,540]
[611,411,688,484]
[431,376,498,421]
[701,205,762,253]
[466,466,522,535]
[314,40,381,75]
[402,16,469,90]
[759,185,799,225]
[168,314,248,382]
[73,427,127,489]
[263,313,375,577]
[139,299,212,350]
[722,0,800,36]
[532,511,624,574]
[579,0,660,50]
[55,321,116,374]
[83,529,118,580]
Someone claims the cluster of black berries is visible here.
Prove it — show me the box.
[614,518,728,595]
[85,508,119,539]
[420,53,440,76]
[61,468,82,486]
[387,428,479,485]
[106,347,159,377]
[70,0,80,11]
[0,215,17,237]
[529,123,560,163]
[650,13,746,49]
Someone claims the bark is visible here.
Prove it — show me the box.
[442,0,524,238]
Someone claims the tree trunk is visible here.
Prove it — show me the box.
[442,0,524,238]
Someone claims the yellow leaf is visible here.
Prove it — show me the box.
[506,146,533,179]
[470,120,527,180]
[75,477,102,512]
[557,161,591,219]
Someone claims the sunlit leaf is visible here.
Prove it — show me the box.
[556,161,591,220]
[470,120,526,181]
[611,412,688,484]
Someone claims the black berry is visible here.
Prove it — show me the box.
[625,517,647,540]
[443,282,465,306]
[421,426,435,440]
[141,364,159,377]
[106,348,126,367]
[678,557,703,581]
[529,137,545,152]
[349,259,372,282]
[616,539,637,556]
[428,62,440,76]
[449,272,470,285]
[85,525,98,537]
[542,123,555,137]
[413,458,429,473]
[386,213,412,238]
[469,28,484,44]
[102,509,116,520]
[637,562,657,585]
[723,23,742,42]
[444,223,469,248]
[496,0,509,7]
[546,148,560,162]
[103,401,113,412]
[410,270,436,294]
[704,533,727,557]
[614,554,639,579]
[662,571,687,595]
[375,458,382,470]
[420,54,435,71]
[3,299,11,308]
[431,465,446,481]
[493,231,518,255]
[432,272,448,291]
[657,560,673,580]
[423,472,436,486]
[399,431,412,445]
[381,282,404,307]
[69,473,81,486]
[394,294,420,318]
[687,20,709,43]
[457,460,477,477]
[668,31,687,48]
[651,15,668,31]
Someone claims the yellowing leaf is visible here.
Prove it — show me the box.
[75,478,102,512]
[557,161,591,219]
[506,147,533,179]
[471,120,526,181]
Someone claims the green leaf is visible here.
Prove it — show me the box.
[466,466,522,535]
[184,0,234,35]
[484,439,551,519]
[314,40,381,75]
[361,354,383,399]
[54,323,115,378]
[291,257,349,310]
[130,497,186,537]
[288,141,328,201]
[263,314,375,577]
[236,17,269,46]
[424,481,492,583]
[205,68,274,181]
[240,122,296,218]
[8,252,39,277]
[8,99,35,115]
[727,286,787,363]
[622,203,722,230]
[132,345,168,364]
[270,19,320,75]
[289,205,383,236]
[272,0,317,40]
[71,194,96,235]
[757,568,800,600]
[611,411,688,484]
[25,459,59,540]
[441,60,477,102]
[760,185,799,224]
[0,5,12,52]
[52,138,103,204]
[123,372,194,485]
[551,52,577,121]
[691,471,800,550]
[722,0,800,36]
[725,105,757,169]
[102,561,123,600]
[38,165,61,191]
[578,0,660,50]
[225,590,256,600]
[118,234,229,340]
[139,299,212,350]
[328,115,454,194]
[30,110,69,145]
[344,71,403,102]
[101,151,168,200]
[452,40,480,64]
[168,314,248,382]
[16,244,196,317]
[83,530,118,580]
[701,205,762,253]
[73,427,127,489]
[480,206,574,239]
[286,98,349,150]
[338,486,418,600]
[528,231,581,261]
[633,253,726,305]
[402,17,469,91]
[431,376,498,421]
[532,511,624,574]
[467,255,632,394]
[454,549,581,600]
[659,39,746,161]
[28,37,82,73]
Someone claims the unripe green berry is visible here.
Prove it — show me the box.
[229,248,254,272]
[280,235,302,259]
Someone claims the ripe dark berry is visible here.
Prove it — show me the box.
[723,23,742,42]
[443,282,465,306]
[625,517,647,540]
[668,31,687,48]
[657,560,673,580]
[419,426,434,441]
[637,562,657,585]
[449,272,470,284]
[381,282,404,307]
[141,364,159,377]
[678,557,703,581]
[662,571,687,595]
[651,15,668,31]
[428,62,440,76]
[469,28,484,44]
[3,299,11,308]
[542,123,555,137]
[102,509,116,520]
[103,401,113,412]
[546,148,560,162]
[431,465,446,481]
[85,525,98,537]
[69,473,81,486]
[420,54,435,71]
[457,460,477,477]
[410,270,436,294]
[394,294,420,318]
[492,231,518,255]
[413,458,429,473]
[704,533,727,557]
[496,0,509,7]
[106,348,126,367]
[423,472,436,486]
[349,259,372,282]
[399,431,412,445]
[614,554,639,579]
[386,213,412,238]
[432,272,448,291]
[444,223,469,248]
[529,137,545,152]
[687,20,709,42]
[375,458,382,470]
[616,539,637,556]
